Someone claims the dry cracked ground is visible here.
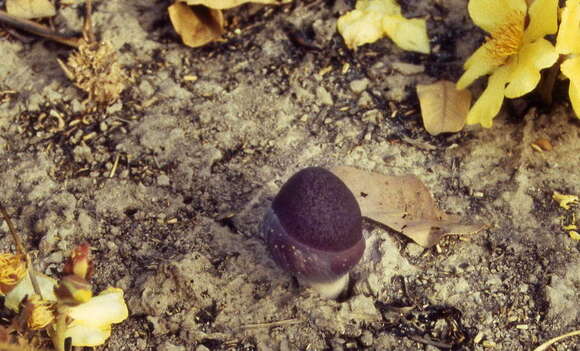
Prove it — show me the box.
[0,0,579,350]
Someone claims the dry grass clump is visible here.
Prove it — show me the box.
[59,40,127,105]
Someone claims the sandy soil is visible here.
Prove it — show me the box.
[0,0,579,350]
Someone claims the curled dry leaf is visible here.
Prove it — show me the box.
[182,0,290,10]
[6,0,56,19]
[170,0,288,48]
[169,2,225,48]
[417,80,471,136]
[331,166,487,248]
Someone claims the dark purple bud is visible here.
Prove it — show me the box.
[262,167,365,298]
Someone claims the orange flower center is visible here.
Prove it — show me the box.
[486,11,525,62]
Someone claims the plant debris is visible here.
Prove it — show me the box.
[332,166,487,247]
[416,80,471,136]
[58,40,128,106]
[168,2,225,48]
[337,0,430,53]
[5,0,55,19]
[169,0,290,47]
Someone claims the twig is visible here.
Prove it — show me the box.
[0,204,25,256]
[82,0,95,42]
[0,203,43,298]
[0,10,80,48]
[241,318,303,329]
[109,153,121,178]
[533,329,580,351]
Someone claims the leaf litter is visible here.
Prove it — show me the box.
[169,0,290,47]
[416,80,471,136]
[332,166,487,248]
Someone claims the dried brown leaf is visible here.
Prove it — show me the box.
[332,166,486,248]
[417,80,471,136]
[181,0,290,10]
[168,2,224,48]
[6,0,55,19]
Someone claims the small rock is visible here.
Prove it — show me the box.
[316,86,334,105]
[357,91,373,108]
[361,109,382,124]
[312,18,336,44]
[350,78,369,93]
[73,143,93,163]
[195,345,210,351]
[44,251,64,264]
[391,62,425,75]
[139,80,155,98]
[107,101,123,114]
[157,174,170,186]
[71,99,84,113]
[77,210,94,234]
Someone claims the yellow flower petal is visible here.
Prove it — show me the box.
[567,76,580,118]
[337,0,401,50]
[523,0,558,43]
[553,191,579,210]
[382,15,430,54]
[67,288,128,328]
[466,66,511,127]
[337,0,429,52]
[556,0,580,54]
[4,273,57,312]
[561,57,580,117]
[65,287,128,347]
[456,43,500,89]
[337,9,385,49]
[468,0,526,34]
[0,253,26,295]
[64,324,111,347]
[504,38,558,98]
[24,295,55,330]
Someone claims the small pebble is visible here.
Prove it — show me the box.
[157,174,170,186]
[350,78,369,93]
[316,86,334,105]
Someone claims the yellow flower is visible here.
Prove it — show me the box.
[4,273,58,312]
[23,294,55,330]
[337,0,430,53]
[556,0,580,118]
[61,288,128,347]
[54,275,93,305]
[0,254,26,294]
[457,0,559,127]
